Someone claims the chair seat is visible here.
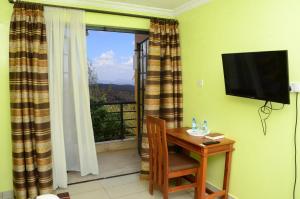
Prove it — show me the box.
[169,153,199,172]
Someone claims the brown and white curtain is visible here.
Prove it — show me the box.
[9,2,52,199]
[141,19,183,177]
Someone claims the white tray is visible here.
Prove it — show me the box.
[186,129,210,137]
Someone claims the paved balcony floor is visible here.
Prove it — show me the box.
[68,149,141,184]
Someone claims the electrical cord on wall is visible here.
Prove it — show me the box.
[258,101,285,135]
[293,92,298,199]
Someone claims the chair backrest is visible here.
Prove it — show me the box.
[146,116,169,187]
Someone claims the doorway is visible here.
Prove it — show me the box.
[67,27,149,184]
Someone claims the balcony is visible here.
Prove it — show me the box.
[90,101,137,142]
[67,101,140,184]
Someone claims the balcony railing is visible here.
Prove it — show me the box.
[90,101,136,142]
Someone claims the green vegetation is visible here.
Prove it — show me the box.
[89,65,136,142]
[90,101,136,142]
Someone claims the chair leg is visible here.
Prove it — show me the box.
[148,161,154,195]
[195,168,201,199]
[163,188,168,199]
[149,173,154,195]
[149,180,154,195]
[163,178,169,199]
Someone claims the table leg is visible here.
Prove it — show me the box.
[196,153,208,199]
[222,147,233,199]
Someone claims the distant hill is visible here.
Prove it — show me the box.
[89,83,135,103]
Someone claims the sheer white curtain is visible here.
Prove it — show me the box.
[45,7,99,189]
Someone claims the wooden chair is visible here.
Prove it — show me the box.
[147,116,200,199]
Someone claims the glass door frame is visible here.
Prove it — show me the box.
[136,37,149,155]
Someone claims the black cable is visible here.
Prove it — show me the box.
[293,93,298,199]
[258,101,285,136]
[258,101,272,135]
[270,102,285,110]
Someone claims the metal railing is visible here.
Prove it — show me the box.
[90,101,137,142]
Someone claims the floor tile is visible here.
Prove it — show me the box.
[117,190,194,199]
[100,173,142,189]
[170,192,194,199]
[103,178,147,198]
[117,191,154,199]
[70,188,110,199]
[67,181,103,195]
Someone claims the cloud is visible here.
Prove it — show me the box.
[91,50,135,85]
[93,50,115,66]
[123,57,133,66]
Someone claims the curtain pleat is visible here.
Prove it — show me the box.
[44,7,68,189]
[141,19,183,177]
[9,2,53,199]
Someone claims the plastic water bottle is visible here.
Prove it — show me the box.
[198,121,202,130]
[202,120,208,132]
[192,118,197,131]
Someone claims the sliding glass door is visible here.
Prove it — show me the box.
[137,38,149,155]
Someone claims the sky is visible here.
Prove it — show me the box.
[87,30,135,85]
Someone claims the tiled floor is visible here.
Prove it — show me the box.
[68,149,141,184]
[57,173,195,199]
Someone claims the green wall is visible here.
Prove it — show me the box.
[178,0,300,198]
[0,0,152,192]
[2,0,300,197]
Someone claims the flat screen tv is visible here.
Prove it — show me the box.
[221,50,290,104]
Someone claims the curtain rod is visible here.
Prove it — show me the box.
[8,0,169,20]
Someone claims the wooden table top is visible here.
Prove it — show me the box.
[167,127,235,149]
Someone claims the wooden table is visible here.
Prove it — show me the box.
[167,127,235,199]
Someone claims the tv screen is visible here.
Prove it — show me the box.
[221,50,290,104]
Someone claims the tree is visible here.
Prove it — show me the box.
[88,59,98,85]
[88,60,106,103]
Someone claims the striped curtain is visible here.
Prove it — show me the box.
[9,2,53,199]
[141,19,183,177]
